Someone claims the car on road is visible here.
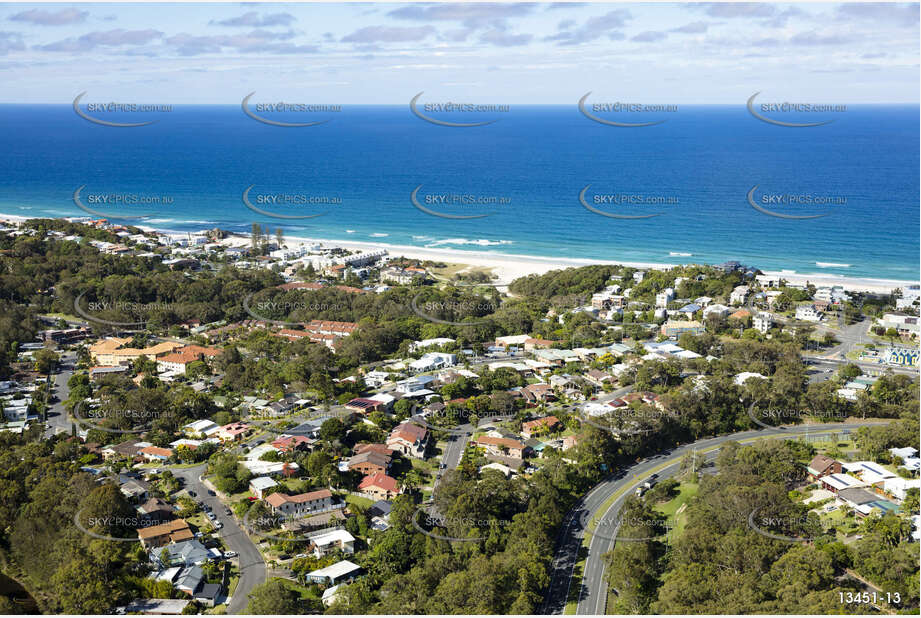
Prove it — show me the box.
[188,490,197,497]
[225,508,232,515]
[223,551,237,558]
[213,521,223,530]
[207,490,216,496]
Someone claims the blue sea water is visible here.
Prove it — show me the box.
[0,103,917,281]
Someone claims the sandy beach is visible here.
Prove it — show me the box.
[2,213,915,294]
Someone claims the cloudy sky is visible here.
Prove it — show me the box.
[1,2,918,103]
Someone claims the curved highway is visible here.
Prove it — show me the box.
[541,421,885,615]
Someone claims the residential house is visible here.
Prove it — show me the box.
[819,473,866,494]
[249,476,278,499]
[265,489,335,518]
[271,434,315,453]
[806,454,842,480]
[306,560,363,586]
[183,419,220,438]
[347,451,392,475]
[387,423,429,459]
[795,305,823,322]
[703,303,730,319]
[139,446,173,462]
[660,320,704,338]
[137,497,175,524]
[308,529,356,558]
[217,422,251,442]
[729,285,749,305]
[475,435,525,459]
[358,472,401,500]
[521,416,561,439]
[137,519,194,549]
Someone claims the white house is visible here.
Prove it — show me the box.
[753,312,775,334]
[249,476,278,499]
[308,529,355,558]
[703,303,730,319]
[655,288,675,308]
[408,352,456,373]
[409,338,455,352]
[795,305,823,322]
[183,419,220,438]
[729,285,749,305]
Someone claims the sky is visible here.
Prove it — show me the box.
[0,2,918,103]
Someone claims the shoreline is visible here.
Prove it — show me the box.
[2,213,916,294]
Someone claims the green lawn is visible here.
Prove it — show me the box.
[654,482,698,534]
[346,494,374,511]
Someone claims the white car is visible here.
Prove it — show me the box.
[223,551,237,558]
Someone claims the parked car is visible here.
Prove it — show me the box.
[207,490,216,496]
[188,490,197,497]
[223,551,237,558]
[295,553,308,559]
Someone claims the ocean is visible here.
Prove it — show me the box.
[0,103,917,281]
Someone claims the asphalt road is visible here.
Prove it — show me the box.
[170,464,266,614]
[541,421,886,615]
[44,350,75,438]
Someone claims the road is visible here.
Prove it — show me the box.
[44,350,76,438]
[541,421,886,615]
[170,464,266,614]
